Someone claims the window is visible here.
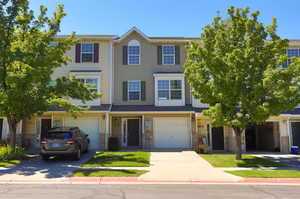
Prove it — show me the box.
[128,46,140,65]
[128,40,140,65]
[162,45,175,65]
[81,43,94,62]
[158,80,182,100]
[76,78,98,93]
[49,42,58,47]
[283,48,300,68]
[128,80,141,100]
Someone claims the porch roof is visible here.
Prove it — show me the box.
[48,104,112,112]
[110,105,196,112]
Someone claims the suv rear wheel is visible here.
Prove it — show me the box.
[41,155,49,161]
[74,148,81,161]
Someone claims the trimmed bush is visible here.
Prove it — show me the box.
[0,139,9,146]
[0,145,25,161]
[108,137,120,151]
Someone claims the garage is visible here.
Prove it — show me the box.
[245,122,280,152]
[153,117,191,148]
[291,122,300,148]
[64,117,100,150]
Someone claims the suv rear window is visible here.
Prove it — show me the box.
[46,131,72,140]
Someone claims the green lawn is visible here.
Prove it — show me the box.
[200,154,287,168]
[73,169,148,177]
[0,160,21,167]
[81,151,150,167]
[227,170,300,178]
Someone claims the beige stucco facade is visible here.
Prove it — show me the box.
[113,30,191,105]
[110,113,195,149]
[10,28,300,153]
[52,38,114,104]
[194,114,295,153]
[20,37,114,150]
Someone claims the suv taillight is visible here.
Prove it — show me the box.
[67,140,77,144]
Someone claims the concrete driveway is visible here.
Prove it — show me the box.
[0,151,242,182]
[140,151,242,181]
[0,151,95,180]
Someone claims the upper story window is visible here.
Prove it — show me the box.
[70,73,101,106]
[81,43,94,62]
[162,45,175,65]
[154,73,185,106]
[49,42,58,47]
[128,40,140,65]
[76,78,98,93]
[128,80,141,100]
[158,80,182,100]
[75,43,99,63]
[282,48,300,68]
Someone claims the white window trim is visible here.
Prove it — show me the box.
[162,45,175,65]
[69,73,101,106]
[154,74,185,106]
[80,43,94,63]
[157,80,182,100]
[287,48,300,65]
[128,46,140,65]
[127,80,141,101]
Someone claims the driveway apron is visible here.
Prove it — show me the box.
[0,151,95,180]
[140,151,242,181]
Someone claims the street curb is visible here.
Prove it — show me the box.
[1,177,300,184]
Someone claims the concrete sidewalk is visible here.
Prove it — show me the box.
[1,177,300,185]
[140,151,242,181]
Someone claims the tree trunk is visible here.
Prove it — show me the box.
[232,126,243,160]
[7,118,18,149]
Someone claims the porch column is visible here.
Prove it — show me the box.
[279,119,290,152]
[142,115,145,148]
[105,112,110,150]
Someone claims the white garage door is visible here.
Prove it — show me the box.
[153,117,191,148]
[64,118,100,149]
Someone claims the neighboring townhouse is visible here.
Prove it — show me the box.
[193,41,300,153]
[21,35,116,150]
[109,27,197,149]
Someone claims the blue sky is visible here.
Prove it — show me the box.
[29,0,300,38]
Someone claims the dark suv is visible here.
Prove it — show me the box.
[40,127,89,160]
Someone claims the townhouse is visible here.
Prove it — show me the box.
[21,35,115,150]
[1,27,300,153]
[110,28,196,149]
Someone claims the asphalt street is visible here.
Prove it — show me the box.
[0,184,299,199]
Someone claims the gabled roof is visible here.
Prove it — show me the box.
[54,35,117,40]
[114,27,197,43]
[115,27,150,42]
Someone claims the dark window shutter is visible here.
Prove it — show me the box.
[123,46,128,65]
[157,46,162,65]
[175,45,180,65]
[75,43,81,63]
[122,81,128,101]
[94,43,99,63]
[141,81,146,101]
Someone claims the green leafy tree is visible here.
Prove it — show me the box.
[0,0,98,148]
[185,7,300,160]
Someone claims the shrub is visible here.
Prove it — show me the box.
[0,139,9,146]
[0,145,25,161]
[108,137,120,151]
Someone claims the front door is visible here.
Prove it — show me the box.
[41,119,52,140]
[212,127,224,150]
[127,119,140,146]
